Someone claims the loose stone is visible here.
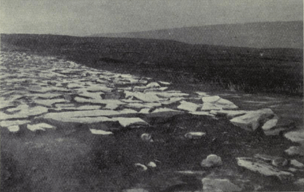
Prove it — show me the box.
[201,154,223,168]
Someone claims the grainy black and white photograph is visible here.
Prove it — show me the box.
[0,0,303,191]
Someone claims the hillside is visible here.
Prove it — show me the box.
[1,34,303,96]
[93,21,303,49]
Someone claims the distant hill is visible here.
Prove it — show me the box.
[92,21,303,49]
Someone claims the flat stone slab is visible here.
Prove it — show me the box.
[160,97,184,105]
[262,118,279,131]
[285,146,304,156]
[158,81,171,85]
[112,117,148,128]
[236,157,294,181]
[7,125,20,133]
[126,102,162,109]
[34,98,67,107]
[85,84,113,92]
[40,109,138,123]
[142,107,184,118]
[29,93,62,99]
[27,123,56,131]
[90,129,113,135]
[124,91,161,102]
[77,91,104,100]
[189,111,215,117]
[146,82,160,88]
[0,105,49,120]
[74,97,125,109]
[0,120,31,127]
[210,110,247,119]
[184,132,206,139]
[290,159,304,168]
[284,129,304,144]
[177,101,200,112]
[202,96,238,110]
[54,103,101,111]
[202,178,242,192]
[156,91,189,98]
[230,108,274,131]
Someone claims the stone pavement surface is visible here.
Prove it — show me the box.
[1,51,303,191]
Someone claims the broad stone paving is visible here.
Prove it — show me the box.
[1,51,304,189]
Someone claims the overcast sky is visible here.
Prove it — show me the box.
[0,0,302,36]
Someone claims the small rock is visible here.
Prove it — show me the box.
[236,157,294,181]
[146,82,160,88]
[284,129,304,143]
[27,123,56,131]
[285,146,304,156]
[158,81,171,85]
[254,154,288,167]
[290,159,304,168]
[134,163,148,171]
[262,118,278,130]
[210,110,246,119]
[272,158,288,167]
[288,168,298,172]
[147,161,157,168]
[90,129,113,135]
[294,178,304,188]
[141,133,153,142]
[175,170,206,175]
[184,132,206,139]
[202,177,242,192]
[230,108,274,131]
[7,125,20,133]
[201,154,223,168]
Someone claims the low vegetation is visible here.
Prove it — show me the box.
[1,34,303,96]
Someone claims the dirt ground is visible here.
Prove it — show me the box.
[1,49,303,192]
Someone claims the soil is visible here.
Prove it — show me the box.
[1,41,303,192]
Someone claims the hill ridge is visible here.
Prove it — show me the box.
[92,21,303,49]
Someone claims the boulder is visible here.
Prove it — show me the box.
[201,178,242,192]
[236,157,294,181]
[230,108,274,131]
[201,154,223,168]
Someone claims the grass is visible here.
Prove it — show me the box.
[1,34,303,96]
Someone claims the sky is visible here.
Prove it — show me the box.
[0,0,303,36]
